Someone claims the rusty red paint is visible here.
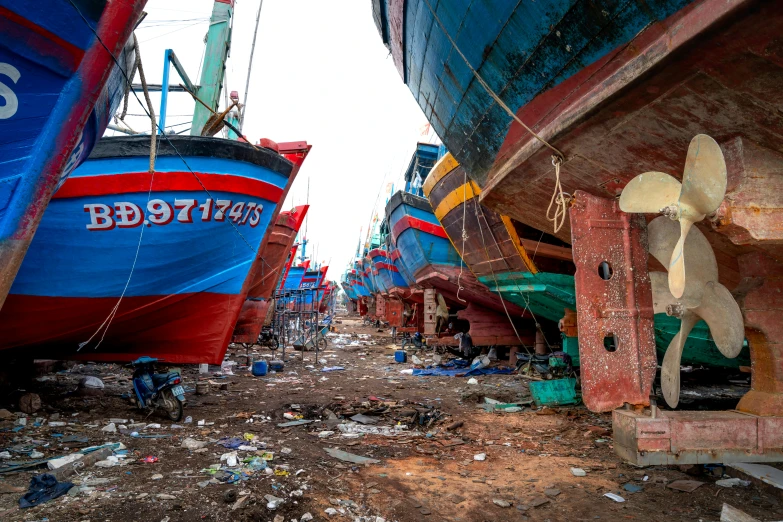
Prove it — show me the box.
[387,0,405,81]
[570,191,657,412]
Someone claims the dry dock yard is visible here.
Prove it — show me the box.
[0,315,780,522]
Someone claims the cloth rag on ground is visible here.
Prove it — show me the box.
[19,474,73,508]
[216,437,244,449]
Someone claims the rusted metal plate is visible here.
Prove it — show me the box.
[570,191,657,412]
[385,299,404,327]
[375,295,386,320]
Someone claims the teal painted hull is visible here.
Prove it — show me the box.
[479,271,750,369]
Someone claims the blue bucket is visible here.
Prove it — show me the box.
[252,360,268,376]
[395,350,407,363]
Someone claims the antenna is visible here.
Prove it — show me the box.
[240,0,264,132]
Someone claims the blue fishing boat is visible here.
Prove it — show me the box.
[0,0,303,364]
[0,136,295,364]
[0,0,146,308]
[386,143,523,314]
[282,264,309,291]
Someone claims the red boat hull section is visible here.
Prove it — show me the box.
[0,293,244,365]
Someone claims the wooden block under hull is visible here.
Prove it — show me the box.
[613,409,783,466]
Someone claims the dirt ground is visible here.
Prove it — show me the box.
[1,314,781,521]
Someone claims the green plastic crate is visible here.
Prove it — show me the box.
[529,377,579,407]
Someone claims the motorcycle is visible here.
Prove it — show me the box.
[128,357,185,421]
[257,325,279,350]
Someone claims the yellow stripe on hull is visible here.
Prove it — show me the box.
[425,151,539,274]
[433,181,481,222]
[500,215,538,274]
[423,152,459,197]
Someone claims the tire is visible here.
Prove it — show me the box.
[161,388,184,422]
[316,337,327,349]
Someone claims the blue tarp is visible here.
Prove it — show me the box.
[412,367,515,377]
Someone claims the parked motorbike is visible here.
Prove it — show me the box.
[258,325,279,350]
[128,357,185,421]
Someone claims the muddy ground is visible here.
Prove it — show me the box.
[1,314,781,521]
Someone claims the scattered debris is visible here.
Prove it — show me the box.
[19,474,73,508]
[667,480,705,493]
[324,448,380,465]
[716,478,751,488]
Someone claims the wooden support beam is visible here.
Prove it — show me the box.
[520,239,572,261]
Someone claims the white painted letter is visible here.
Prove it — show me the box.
[84,203,115,231]
[0,63,20,120]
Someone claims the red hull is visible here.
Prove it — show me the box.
[0,293,244,365]
[413,264,527,316]
[232,299,273,344]
[231,204,308,343]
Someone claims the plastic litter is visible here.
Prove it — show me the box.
[604,492,625,503]
[324,447,380,465]
[265,494,284,510]
[474,453,486,461]
[715,478,751,488]
[78,376,104,390]
[182,438,209,451]
[571,468,587,477]
[221,452,238,467]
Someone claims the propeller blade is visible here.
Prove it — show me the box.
[650,271,676,315]
[661,312,698,408]
[619,172,681,214]
[668,219,694,299]
[694,282,745,358]
[679,134,727,215]
[647,216,680,269]
[647,217,718,306]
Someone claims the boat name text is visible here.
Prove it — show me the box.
[84,199,264,231]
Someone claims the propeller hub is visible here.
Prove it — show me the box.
[666,303,684,318]
[661,205,680,220]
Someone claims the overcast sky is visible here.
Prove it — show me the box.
[118,0,432,280]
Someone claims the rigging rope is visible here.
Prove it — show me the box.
[421,0,570,234]
[546,155,570,234]
[420,0,565,163]
[455,169,468,302]
[79,34,158,351]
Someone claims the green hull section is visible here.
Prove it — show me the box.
[479,272,750,369]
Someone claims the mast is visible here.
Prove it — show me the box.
[191,0,234,136]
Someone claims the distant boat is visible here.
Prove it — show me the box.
[0,0,145,309]
[386,144,526,316]
[232,203,309,344]
[281,263,309,291]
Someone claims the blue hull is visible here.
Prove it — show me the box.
[374,0,696,186]
[0,136,294,364]
[0,0,145,307]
